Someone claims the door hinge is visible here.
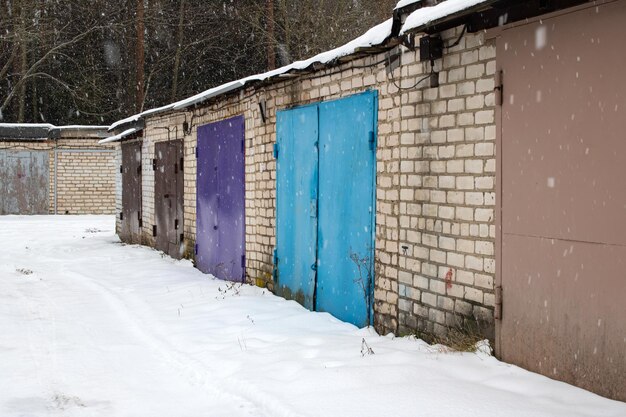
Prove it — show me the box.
[137,164,142,176]
[194,244,198,255]
[241,140,245,154]
[368,131,376,151]
[495,285,503,320]
[195,147,198,159]
[179,233,184,243]
[273,143,279,159]
[137,211,142,228]
[495,69,503,106]
[180,157,184,171]
[119,165,123,174]
[120,211,124,221]
[174,218,179,230]
[152,225,157,237]
[241,255,245,268]
[174,162,178,174]
[152,158,157,171]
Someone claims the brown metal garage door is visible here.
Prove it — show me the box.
[497,1,626,400]
[0,150,49,215]
[121,142,142,244]
[154,140,184,259]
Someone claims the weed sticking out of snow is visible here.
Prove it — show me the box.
[413,318,488,353]
[51,393,86,410]
[15,268,33,275]
[216,282,243,299]
[360,338,375,357]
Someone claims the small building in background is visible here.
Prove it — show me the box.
[0,124,116,215]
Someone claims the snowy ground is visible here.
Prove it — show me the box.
[1,216,624,417]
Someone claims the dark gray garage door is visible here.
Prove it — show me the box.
[0,150,49,215]
[497,0,626,400]
[121,142,143,244]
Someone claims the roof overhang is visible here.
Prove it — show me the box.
[0,124,53,141]
[400,0,593,35]
[0,123,111,141]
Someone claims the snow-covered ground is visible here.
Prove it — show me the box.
[1,216,624,417]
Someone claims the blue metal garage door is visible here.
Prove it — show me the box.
[275,91,377,327]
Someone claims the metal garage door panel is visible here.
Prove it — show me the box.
[499,1,626,400]
[196,124,220,275]
[155,140,184,259]
[196,116,245,281]
[501,235,626,399]
[169,140,184,257]
[28,151,49,214]
[121,142,142,244]
[0,152,5,213]
[501,1,626,246]
[155,142,170,255]
[316,91,377,327]
[275,105,319,309]
[216,117,246,281]
[0,150,49,215]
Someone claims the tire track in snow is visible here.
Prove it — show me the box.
[63,269,305,417]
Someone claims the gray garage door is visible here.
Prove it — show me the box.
[0,150,49,215]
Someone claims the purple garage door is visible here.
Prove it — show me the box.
[196,116,245,281]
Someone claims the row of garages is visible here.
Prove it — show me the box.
[1,0,620,402]
[110,0,625,401]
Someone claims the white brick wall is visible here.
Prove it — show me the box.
[122,23,497,339]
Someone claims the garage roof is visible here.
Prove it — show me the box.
[0,124,110,141]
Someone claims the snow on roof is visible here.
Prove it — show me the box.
[109,18,394,133]
[400,0,492,34]
[0,123,109,131]
[98,127,139,144]
[0,123,55,130]
[0,123,111,141]
[395,0,423,10]
[50,125,110,130]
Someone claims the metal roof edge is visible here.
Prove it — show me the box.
[400,0,499,35]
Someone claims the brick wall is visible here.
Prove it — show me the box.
[122,24,496,339]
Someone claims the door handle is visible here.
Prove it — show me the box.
[213,225,218,230]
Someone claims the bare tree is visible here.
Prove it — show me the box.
[0,0,396,125]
